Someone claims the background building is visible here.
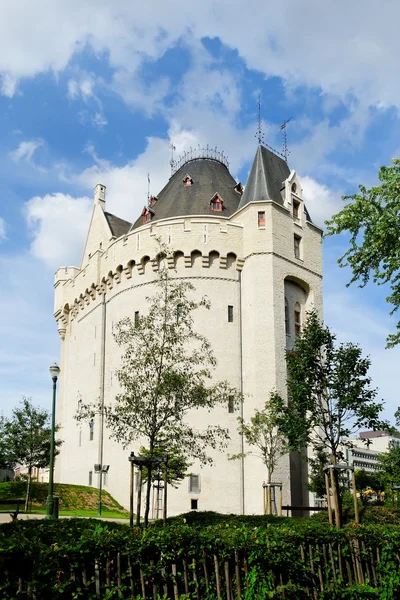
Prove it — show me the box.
[53,144,323,515]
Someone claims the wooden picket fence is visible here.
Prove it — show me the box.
[3,536,396,598]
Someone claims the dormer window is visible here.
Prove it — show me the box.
[234,182,243,195]
[183,175,193,187]
[210,193,223,212]
[293,199,300,219]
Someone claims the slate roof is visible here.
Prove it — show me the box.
[104,212,132,238]
[131,158,241,230]
[238,145,290,209]
[238,145,313,222]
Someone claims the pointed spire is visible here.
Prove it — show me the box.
[239,145,290,210]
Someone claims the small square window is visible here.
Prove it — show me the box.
[294,235,301,259]
[134,311,140,327]
[189,474,200,493]
[191,499,198,510]
[228,396,234,413]
[89,471,93,486]
[228,305,233,322]
[258,211,265,227]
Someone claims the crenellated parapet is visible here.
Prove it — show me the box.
[53,215,246,338]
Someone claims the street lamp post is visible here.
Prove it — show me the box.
[46,362,60,519]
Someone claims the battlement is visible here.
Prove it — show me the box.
[54,266,81,284]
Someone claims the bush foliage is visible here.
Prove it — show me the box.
[2,514,400,598]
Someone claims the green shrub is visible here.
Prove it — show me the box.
[2,516,400,598]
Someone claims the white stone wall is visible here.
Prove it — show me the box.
[54,185,323,515]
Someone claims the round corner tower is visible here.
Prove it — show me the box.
[54,145,323,515]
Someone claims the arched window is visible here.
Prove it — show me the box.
[285,298,289,336]
[294,303,301,337]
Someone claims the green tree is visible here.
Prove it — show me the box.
[326,159,400,347]
[233,396,287,483]
[5,398,62,511]
[139,444,191,488]
[0,416,13,469]
[232,396,287,514]
[274,311,386,526]
[77,252,240,526]
[377,444,400,492]
[308,450,330,500]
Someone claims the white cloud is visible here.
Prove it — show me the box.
[0,217,6,240]
[300,176,343,228]
[92,111,108,128]
[25,193,92,269]
[10,140,43,163]
[0,0,400,114]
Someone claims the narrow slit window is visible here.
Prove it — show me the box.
[294,235,301,259]
[177,304,183,323]
[134,311,140,328]
[89,419,94,441]
[228,396,234,413]
[285,298,289,336]
[293,200,300,219]
[228,305,233,322]
[191,499,198,510]
[258,211,265,227]
[294,304,301,337]
[89,471,93,486]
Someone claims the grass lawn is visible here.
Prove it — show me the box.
[27,506,130,519]
[0,482,130,519]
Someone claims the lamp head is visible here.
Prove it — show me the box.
[49,363,60,381]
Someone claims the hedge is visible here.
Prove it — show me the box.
[1,517,400,598]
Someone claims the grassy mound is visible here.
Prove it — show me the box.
[0,481,127,513]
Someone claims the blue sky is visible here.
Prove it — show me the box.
[1,0,400,422]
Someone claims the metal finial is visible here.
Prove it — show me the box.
[169,142,176,175]
[280,117,292,162]
[147,173,150,204]
[256,94,265,145]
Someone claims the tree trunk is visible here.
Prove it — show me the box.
[144,465,152,527]
[25,467,32,513]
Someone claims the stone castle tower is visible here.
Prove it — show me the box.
[54,144,323,515]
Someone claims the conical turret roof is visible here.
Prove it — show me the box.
[238,145,290,209]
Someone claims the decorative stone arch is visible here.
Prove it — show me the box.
[208,250,220,269]
[89,284,97,300]
[125,259,136,279]
[115,264,123,284]
[173,250,185,270]
[138,255,151,275]
[155,252,168,272]
[284,275,309,344]
[191,249,202,268]
[226,252,237,270]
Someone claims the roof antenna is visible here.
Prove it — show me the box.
[255,94,265,146]
[280,118,292,162]
[147,173,150,205]
[169,142,176,175]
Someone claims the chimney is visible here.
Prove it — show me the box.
[94,183,106,210]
